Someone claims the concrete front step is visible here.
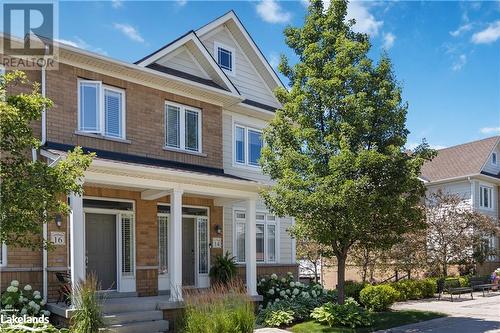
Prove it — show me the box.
[104,310,164,325]
[103,299,159,313]
[105,319,169,333]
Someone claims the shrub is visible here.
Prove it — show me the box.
[0,323,69,333]
[310,298,372,328]
[257,272,329,307]
[344,281,367,302]
[390,279,437,301]
[359,285,399,312]
[0,280,49,317]
[258,309,294,327]
[183,281,254,333]
[209,252,237,285]
[70,274,106,333]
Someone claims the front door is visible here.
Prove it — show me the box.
[182,217,195,286]
[85,213,117,290]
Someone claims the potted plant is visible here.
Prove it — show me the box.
[209,252,237,285]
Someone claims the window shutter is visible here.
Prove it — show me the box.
[166,105,180,148]
[158,215,168,274]
[185,109,199,151]
[121,214,134,276]
[104,88,123,138]
[79,81,101,132]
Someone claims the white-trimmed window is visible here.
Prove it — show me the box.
[235,211,277,263]
[234,125,263,167]
[479,185,493,209]
[165,102,202,153]
[214,42,235,75]
[492,153,497,165]
[0,243,7,267]
[78,80,126,139]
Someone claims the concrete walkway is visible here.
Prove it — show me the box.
[380,292,500,332]
[254,329,288,333]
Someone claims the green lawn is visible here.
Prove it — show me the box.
[289,310,446,333]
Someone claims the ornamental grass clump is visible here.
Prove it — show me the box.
[0,280,49,317]
[183,280,255,333]
[70,274,106,333]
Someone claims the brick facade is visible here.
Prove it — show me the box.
[44,63,223,168]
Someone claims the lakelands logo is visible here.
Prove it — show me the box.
[1,1,59,70]
[0,314,50,332]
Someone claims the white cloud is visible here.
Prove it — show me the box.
[111,0,123,9]
[449,23,472,37]
[113,23,144,43]
[452,54,467,71]
[382,32,395,49]
[471,21,500,44]
[55,37,108,56]
[176,0,187,6]
[346,1,383,36]
[268,52,279,69]
[256,0,291,24]
[480,127,500,134]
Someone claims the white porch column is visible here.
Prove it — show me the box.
[245,198,258,296]
[169,188,183,302]
[69,193,85,302]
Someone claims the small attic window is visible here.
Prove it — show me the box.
[492,152,497,165]
[215,42,234,74]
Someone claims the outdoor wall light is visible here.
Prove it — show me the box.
[55,214,62,228]
[215,224,222,234]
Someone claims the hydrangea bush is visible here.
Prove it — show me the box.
[0,280,50,317]
[257,272,328,307]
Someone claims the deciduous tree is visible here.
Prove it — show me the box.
[0,71,93,249]
[261,0,433,303]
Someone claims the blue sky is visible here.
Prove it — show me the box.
[55,1,500,148]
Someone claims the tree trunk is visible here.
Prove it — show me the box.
[336,253,347,304]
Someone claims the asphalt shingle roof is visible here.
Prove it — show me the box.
[420,136,499,182]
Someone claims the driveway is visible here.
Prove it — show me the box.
[381,292,500,332]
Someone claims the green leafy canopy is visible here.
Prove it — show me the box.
[0,71,93,249]
[260,0,435,302]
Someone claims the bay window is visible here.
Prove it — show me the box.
[78,80,125,139]
[234,125,263,167]
[235,210,277,263]
[165,102,201,153]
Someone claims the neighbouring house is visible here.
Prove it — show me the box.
[314,137,500,288]
[0,10,298,326]
[420,136,500,274]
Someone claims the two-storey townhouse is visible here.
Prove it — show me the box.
[421,136,500,274]
[0,11,298,316]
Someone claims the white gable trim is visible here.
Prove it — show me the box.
[479,137,500,174]
[136,32,239,96]
[196,11,285,90]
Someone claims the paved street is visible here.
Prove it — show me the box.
[384,292,500,332]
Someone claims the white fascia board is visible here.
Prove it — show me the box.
[134,32,239,96]
[196,11,285,90]
[423,173,500,186]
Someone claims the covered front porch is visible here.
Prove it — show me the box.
[64,155,263,303]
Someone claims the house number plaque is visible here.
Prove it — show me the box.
[50,232,65,246]
[212,237,222,249]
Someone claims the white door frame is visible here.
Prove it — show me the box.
[83,197,136,293]
[157,204,210,289]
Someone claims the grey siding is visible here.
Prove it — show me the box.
[156,46,209,79]
[200,28,280,108]
[482,143,500,175]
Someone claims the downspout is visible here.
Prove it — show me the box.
[41,44,48,303]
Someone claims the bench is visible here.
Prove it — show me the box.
[470,276,497,297]
[438,278,473,302]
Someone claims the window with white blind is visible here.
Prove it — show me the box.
[158,215,168,274]
[121,214,135,277]
[234,125,263,167]
[0,243,7,267]
[165,102,201,153]
[235,211,277,263]
[479,186,493,209]
[78,80,126,139]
